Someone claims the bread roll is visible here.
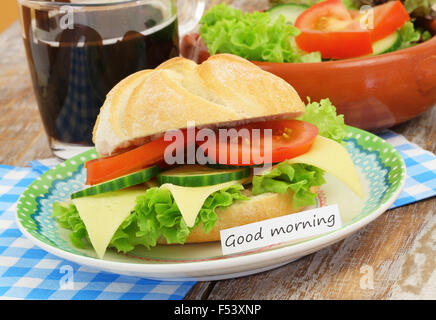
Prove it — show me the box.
[93,54,305,157]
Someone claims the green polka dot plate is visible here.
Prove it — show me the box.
[15,126,406,281]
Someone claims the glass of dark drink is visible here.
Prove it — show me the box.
[18,0,205,159]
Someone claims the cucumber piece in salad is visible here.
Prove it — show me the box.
[267,3,309,25]
[71,166,159,199]
[372,31,401,55]
[157,165,251,187]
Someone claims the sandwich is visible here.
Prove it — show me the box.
[53,54,364,259]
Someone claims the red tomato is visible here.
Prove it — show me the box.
[295,0,353,30]
[295,0,373,59]
[430,19,436,34]
[295,28,372,59]
[85,130,190,185]
[197,120,319,166]
[358,1,410,41]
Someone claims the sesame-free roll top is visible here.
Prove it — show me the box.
[92,54,305,157]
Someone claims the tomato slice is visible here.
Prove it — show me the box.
[85,130,190,185]
[295,28,372,59]
[86,120,318,184]
[295,0,353,30]
[295,0,373,59]
[197,120,319,166]
[358,1,410,42]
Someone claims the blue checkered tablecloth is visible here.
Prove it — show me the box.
[0,165,195,300]
[1,130,435,299]
[377,131,436,208]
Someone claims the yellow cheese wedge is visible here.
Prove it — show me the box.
[160,181,241,228]
[287,135,364,198]
[71,187,145,259]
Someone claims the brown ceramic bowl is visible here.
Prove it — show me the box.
[181,33,436,132]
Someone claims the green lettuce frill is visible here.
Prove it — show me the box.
[52,184,248,253]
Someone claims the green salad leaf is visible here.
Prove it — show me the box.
[52,184,248,252]
[252,162,326,208]
[403,0,435,17]
[269,0,360,10]
[398,21,432,49]
[329,0,435,18]
[299,98,348,144]
[52,202,89,249]
[199,3,321,63]
[269,0,320,6]
[341,0,361,9]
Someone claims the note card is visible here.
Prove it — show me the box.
[220,204,342,255]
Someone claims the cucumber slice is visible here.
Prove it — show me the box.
[268,3,309,24]
[157,165,251,187]
[71,166,159,199]
[372,31,401,55]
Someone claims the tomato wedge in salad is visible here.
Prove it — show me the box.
[431,19,436,34]
[294,0,410,59]
[295,28,372,59]
[295,0,353,30]
[197,120,319,166]
[295,0,373,59]
[361,0,410,42]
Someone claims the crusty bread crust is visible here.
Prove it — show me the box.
[93,54,305,157]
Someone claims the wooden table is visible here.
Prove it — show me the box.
[1,15,436,299]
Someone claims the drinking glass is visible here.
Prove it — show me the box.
[18,0,206,159]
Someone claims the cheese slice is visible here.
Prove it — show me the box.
[71,187,145,259]
[287,135,364,198]
[160,181,241,228]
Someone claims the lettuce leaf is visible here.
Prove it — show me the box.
[252,161,325,208]
[347,0,435,18]
[299,98,347,144]
[52,202,89,249]
[269,0,360,10]
[398,21,432,50]
[340,0,360,9]
[402,0,435,18]
[269,0,321,6]
[199,3,321,63]
[52,184,248,253]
